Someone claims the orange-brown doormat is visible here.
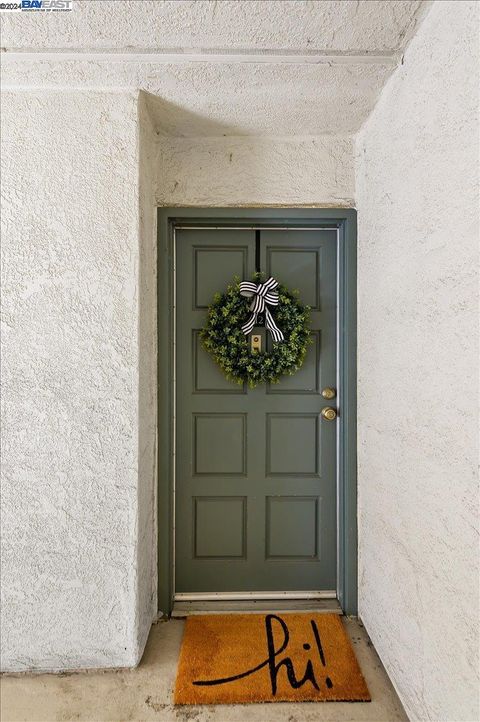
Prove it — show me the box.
[174,613,370,705]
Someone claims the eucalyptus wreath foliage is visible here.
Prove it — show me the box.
[200,274,312,387]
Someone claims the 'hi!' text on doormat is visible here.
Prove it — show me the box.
[174,613,371,705]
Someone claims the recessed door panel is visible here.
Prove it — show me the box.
[175,226,337,595]
[266,414,320,477]
[193,413,247,476]
[193,497,247,559]
[266,247,321,309]
[266,496,321,559]
[194,247,248,308]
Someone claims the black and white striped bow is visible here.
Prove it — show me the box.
[240,277,284,342]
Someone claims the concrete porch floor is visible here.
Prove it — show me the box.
[1,617,407,722]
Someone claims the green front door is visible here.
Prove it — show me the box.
[175,225,338,598]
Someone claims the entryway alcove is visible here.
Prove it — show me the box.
[3,3,478,720]
[137,89,358,628]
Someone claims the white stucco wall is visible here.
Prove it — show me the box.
[0,55,396,138]
[136,93,158,656]
[0,0,425,53]
[155,135,354,207]
[355,2,479,720]
[0,90,156,670]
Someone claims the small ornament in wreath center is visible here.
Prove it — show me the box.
[200,273,312,388]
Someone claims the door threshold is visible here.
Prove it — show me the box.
[171,598,342,617]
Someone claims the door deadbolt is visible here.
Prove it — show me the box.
[321,406,337,421]
[322,387,336,400]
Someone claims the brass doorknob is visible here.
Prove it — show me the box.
[322,387,336,400]
[321,407,337,421]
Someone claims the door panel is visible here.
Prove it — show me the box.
[175,226,337,595]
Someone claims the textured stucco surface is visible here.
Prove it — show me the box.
[136,93,158,660]
[1,57,396,138]
[1,2,431,138]
[156,135,354,207]
[0,90,155,671]
[2,0,426,52]
[356,2,479,720]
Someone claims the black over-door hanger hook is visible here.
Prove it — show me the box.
[255,230,265,326]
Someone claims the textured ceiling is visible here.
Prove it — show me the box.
[1,0,431,137]
[2,0,428,53]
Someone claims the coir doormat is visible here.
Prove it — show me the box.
[174,613,370,705]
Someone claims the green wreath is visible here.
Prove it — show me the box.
[200,274,312,387]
